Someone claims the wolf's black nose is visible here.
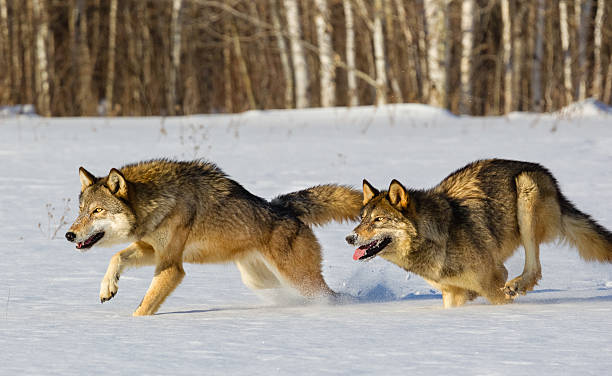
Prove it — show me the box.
[65,232,76,242]
[345,234,357,245]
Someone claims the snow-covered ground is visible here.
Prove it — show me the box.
[1,102,611,375]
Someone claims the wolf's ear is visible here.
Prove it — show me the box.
[79,167,96,192]
[107,168,128,199]
[388,179,409,209]
[362,179,379,205]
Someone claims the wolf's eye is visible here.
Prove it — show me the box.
[92,208,103,214]
[374,217,385,222]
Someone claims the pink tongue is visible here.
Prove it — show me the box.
[353,248,366,261]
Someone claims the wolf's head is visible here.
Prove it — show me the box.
[65,167,137,251]
[346,179,418,262]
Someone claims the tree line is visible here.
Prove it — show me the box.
[1,0,611,117]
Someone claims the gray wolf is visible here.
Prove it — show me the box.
[66,159,361,316]
[346,159,612,308]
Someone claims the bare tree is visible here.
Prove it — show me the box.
[511,1,524,111]
[22,1,34,104]
[168,0,183,115]
[343,0,358,107]
[394,0,419,101]
[532,0,545,111]
[500,0,512,114]
[372,0,387,105]
[32,0,50,116]
[592,0,605,99]
[559,0,573,105]
[0,0,8,103]
[231,22,256,110]
[604,51,612,104]
[576,0,593,101]
[75,0,95,115]
[105,0,118,115]
[270,0,294,109]
[416,0,430,102]
[314,0,335,107]
[460,0,475,114]
[383,0,403,103]
[424,0,449,108]
[284,0,309,108]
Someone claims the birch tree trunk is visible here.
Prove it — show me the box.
[384,0,403,103]
[544,6,554,111]
[531,0,545,111]
[603,52,612,104]
[168,0,183,115]
[343,0,358,107]
[0,0,9,102]
[138,1,152,114]
[523,1,535,110]
[416,0,431,103]
[314,0,335,107]
[394,0,419,101]
[460,0,475,114]
[576,0,592,101]
[23,1,34,104]
[10,2,21,103]
[231,23,256,110]
[592,0,605,99]
[105,0,118,115]
[511,1,524,111]
[500,0,512,114]
[424,0,448,108]
[559,0,573,105]
[77,0,94,115]
[270,0,293,109]
[91,0,100,69]
[222,23,232,113]
[284,0,309,108]
[373,0,387,105]
[125,6,140,114]
[32,0,51,116]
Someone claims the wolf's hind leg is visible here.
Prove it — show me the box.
[235,251,282,290]
[505,173,555,298]
[264,225,335,299]
[100,241,155,303]
[481,265,512,305]
[441,286,473,308]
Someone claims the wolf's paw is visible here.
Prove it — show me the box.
[503,274,539,299]
[100,272,120,303]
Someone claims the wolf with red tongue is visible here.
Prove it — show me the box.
[346,159,612,308]
[353,248,366,261]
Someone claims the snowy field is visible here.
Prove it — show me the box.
[1,102,612,375]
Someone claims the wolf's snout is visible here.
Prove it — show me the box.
[345,233,357,245]
[65,231,76,242]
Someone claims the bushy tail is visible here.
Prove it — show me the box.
[560,195,612,262]
[271,184,362,226]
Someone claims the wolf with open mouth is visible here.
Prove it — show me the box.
[346,159,612,308]
[65,159,362,316]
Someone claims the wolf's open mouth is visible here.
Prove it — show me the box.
[353,237,391,261]
[76,232,104,250]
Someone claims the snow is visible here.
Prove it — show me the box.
[1,102,612,375]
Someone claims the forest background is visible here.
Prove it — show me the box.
[1,0,611,117]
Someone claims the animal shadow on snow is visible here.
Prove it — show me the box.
[155,287,612,315]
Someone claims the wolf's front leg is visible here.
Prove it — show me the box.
[132,226,188,316]
[132,262,185,316]
[100,241,156,303]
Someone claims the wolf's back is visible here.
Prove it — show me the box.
[271,185,362,226]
